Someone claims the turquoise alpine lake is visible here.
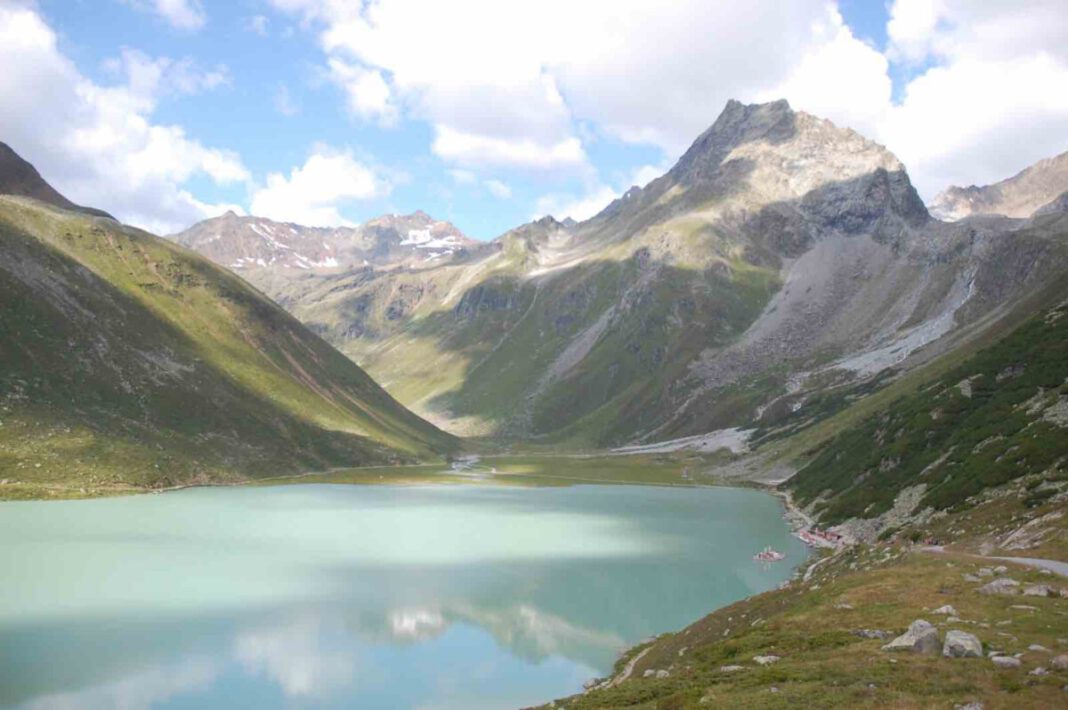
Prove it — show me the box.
[0,483,808,708]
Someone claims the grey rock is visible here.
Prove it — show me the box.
[943,631,983,658]
[1029,667,1048,676]
[753,655,781,665]
[1022,584,1053,597]
[882,620,941,655]
[1052,654,1068,670]
[963,574,982,583]
[991,655,1021,669]
[853,629,893,640]
[719,665,745,673]
[933,605,958,616]
[1028,644,1050,653]
[655,669,670,679]
[977,578,1019,595]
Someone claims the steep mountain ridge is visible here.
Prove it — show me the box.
[171,209,485,273]
[177,100,1068,448]
[0,141,113,220]
[0,155,457,496]
[929,150,1068,220]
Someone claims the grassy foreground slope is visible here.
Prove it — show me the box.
[0,196,457,498]
[539,300,1068,708]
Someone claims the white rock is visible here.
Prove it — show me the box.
[943,631,983,658]
[882,620,941,655]
[933,605,958,615]
[991,656,1021,669]
[753,655,781,665]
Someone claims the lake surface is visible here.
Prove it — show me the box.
[0,483,807,709]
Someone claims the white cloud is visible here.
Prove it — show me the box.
[432,126,586,170]
[484,179,512,199]
[878,0,1068,195]
[273,0,1068,201]
[125,0,207,31]
[328,59,397,125]
[249,148,389,226]
[0,4,249,234]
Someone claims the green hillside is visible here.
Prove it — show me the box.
[0,196,457,497]
[789,296,1068,527]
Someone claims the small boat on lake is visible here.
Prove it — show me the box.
[753,546,786,562]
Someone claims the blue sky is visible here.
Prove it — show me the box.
[6,1,1068,237]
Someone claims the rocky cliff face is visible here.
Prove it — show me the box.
[171,210,484,273]
[929,151,1068,220]
[175,100,1068,447]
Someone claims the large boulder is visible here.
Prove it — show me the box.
[943,630,983,658]
[882,620,941,654]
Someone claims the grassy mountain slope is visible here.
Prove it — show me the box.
[0,196,457,497]
[788,292,1068,533]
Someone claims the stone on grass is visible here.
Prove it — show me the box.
[992,565,1008,574]
[1028,644,1049,653]
[882,620,941,655]
[1022,584,1053,597]
[977,578,1019,595]
[1052,654,1068,670]
[853,629,892,640]
[655,669,670,679]
[978,568,994,577]
[991,655,1022,669]
[753,655,780,665]
[963,574,982,583]
[943,630,983,658]
[933,605,959,616]
[1029,667,1048,676]
[719,665,744,673]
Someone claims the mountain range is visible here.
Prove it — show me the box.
[174,100,1068,451]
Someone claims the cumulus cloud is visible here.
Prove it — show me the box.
[879,0,1068,194]
[272,0,1068,202]
[0,4,248,234]
[249,148,389,226]
[328,59,397,125]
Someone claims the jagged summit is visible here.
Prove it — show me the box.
[0,141,113,220]
[588,99,927,244]
[930,150,1068,220]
